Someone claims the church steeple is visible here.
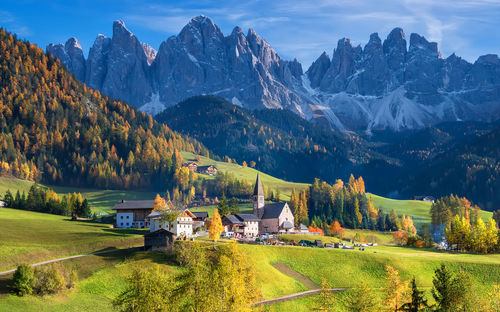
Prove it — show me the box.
[253,173,265,218]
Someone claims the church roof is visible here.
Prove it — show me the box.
[280,221,294,229]
[262,202,287,219]
[253,173,264,196]
[235,214,260,222]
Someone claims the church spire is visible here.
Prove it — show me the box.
[253,173,265,218]
[253,173,264,197]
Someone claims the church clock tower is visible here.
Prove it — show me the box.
[253,173,265,219]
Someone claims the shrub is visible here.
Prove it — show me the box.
[365,235,380,244]
[32,265,65,295]
[12,264,34,296]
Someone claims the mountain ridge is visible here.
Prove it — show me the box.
[47,16,500,131]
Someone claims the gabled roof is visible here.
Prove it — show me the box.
[144,228,174,237]
[262,202,287,219]
[298,223,308,230]
[235,214,260,222]
[253,173,264,196]
[146,208,194,219]
[192,211,208,219]
[113,200,154,210]
[197,165,216,170]
[280,221,294,229]
[222,215,243,225]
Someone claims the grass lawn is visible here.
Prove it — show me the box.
[0,240,498,311]
[181,151,309,200]
[0,208,145,271]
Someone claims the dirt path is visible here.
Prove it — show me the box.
[272,262,320,290]
[253,288,347,306]
[0,246,142,276]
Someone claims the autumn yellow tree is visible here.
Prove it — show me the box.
[153,194,166,211]
[383,265,410,312]
[209,209,224,249]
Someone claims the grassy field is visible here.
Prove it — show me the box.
[0,208,145,271]
[190,202,254,217]
[181,151,309,200]
[369,193,494,228]
[1,241,498,311]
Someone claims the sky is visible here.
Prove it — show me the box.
[1,0,500,67]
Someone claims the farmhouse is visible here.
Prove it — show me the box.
[197,165,217,176]
[182,162,198,172]
[413,195,436,203]
[146,209,195,238]
[112,200,155,228]
[222,214,260,237]
[191,211,209,230]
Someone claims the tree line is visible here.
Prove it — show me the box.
[3,184,90,217]
[431,195,499,253]
[290,175,416,234]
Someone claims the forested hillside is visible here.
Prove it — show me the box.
[404,126,500,211]
[0,28,207,190]
[156,95,394,187]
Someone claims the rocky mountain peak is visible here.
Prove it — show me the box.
[409,33,439,55]
[46,18,500,132]
[307,51,331,88]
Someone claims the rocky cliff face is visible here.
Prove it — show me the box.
[47,16,500,131]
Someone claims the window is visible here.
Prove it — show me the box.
[120,223,123,226]
[126,223,129,226]
[126,215,129,219]
[120,216,123,219]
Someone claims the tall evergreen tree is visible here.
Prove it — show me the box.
[400,278,428,312]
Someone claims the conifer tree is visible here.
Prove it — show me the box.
[400,278,428,312]
[383,265,410,312]
[217,194,230,215]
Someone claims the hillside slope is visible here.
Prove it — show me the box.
[157,95,396,190]
[404,126,500,211]
[0,28,206,190]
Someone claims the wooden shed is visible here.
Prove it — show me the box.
[144,229,174,251]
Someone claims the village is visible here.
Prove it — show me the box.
[113,174,327,250]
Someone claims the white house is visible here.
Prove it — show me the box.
[112,200,155,228]
[146,209,195,238]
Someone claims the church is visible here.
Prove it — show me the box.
[222,174,295,235]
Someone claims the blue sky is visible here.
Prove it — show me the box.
[1,0,500,67]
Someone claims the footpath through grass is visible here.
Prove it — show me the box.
[0,208,145,271]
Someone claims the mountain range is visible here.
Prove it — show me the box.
[47,16,500,132]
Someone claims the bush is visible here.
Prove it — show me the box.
[32,265,65,295]
[12,264,34,296]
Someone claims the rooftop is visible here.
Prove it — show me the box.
[113,200,154,210]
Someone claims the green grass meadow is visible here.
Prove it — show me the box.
[0,208,145,271]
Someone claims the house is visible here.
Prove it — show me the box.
[182,162,198,172]
[413,196,436,203]
[144,229,174,251]
[296,224,308,233]
[197,165,217,176]
[112,200,155,228]
[252,174,295,234]
[192,211,209,230]
[146,209,195,238]
[222,214,260,237]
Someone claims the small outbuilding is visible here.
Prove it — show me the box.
[144,229,175,251]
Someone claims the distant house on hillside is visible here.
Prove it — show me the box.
[146,209,195,238]
[413,196,436,203]
[197,165,217,176]
[182,162,198,172]
[112,200,155,228]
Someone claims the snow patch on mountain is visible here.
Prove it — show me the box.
[140,93,165,115]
